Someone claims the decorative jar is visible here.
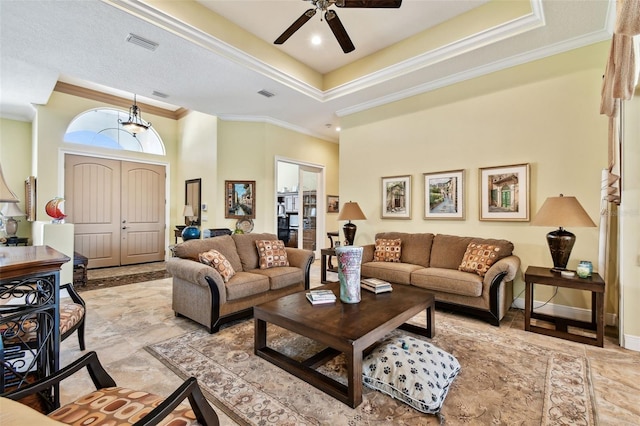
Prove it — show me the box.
[576,260,593,279]
[335,245,363,304]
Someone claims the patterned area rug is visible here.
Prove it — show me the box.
[79,270,170,292]
[146,314,595,425]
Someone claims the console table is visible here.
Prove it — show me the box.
[320,248,337,284]
[0,246,70,408]
[524,266,605,347]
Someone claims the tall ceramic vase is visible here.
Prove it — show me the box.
[335,245,363,304]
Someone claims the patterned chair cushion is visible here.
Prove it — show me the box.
[199,249,236,283]
[362,335,460,414]
[59,303,85,335]
[373,238,402,262]
[48,386,199,425]
[255,240,289,269]
[458,242,504,277]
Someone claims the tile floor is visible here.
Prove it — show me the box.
[56,261,640,425]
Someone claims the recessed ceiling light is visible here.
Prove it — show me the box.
[311,35,322,46]
[336,127,341,132]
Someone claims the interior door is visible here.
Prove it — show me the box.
[120,162,165,265]
[65,154,166,268]
[65,155,121,268]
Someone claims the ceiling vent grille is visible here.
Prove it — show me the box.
[257,89,275,98]
[126,33,159,51]
[152,90,169,98]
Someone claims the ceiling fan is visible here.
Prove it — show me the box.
[274,0,402,54]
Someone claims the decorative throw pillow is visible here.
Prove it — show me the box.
[374,238,402,262]
[458,242,503,277]
[199,249,236,282]
[255,240,289,269]
[362,334,461,415]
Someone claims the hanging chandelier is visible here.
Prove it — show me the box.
[119,94,151,135]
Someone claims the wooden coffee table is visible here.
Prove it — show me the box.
[254,281,435,408]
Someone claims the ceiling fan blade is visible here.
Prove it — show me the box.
[274,9,316,44]
[325,10,355,53]
[335,0,402,8]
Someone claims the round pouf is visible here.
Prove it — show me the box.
[181,225,201,241]
[335,245,363,304]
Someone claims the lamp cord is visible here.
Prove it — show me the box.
[511,286,559,311]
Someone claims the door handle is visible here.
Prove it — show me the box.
[122,226,128,230]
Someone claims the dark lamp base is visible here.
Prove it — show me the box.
[546,227,575,271]
[343,222,357,246]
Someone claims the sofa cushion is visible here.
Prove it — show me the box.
[458,242,505,277]
[249,266,303,290]
[429,234,473,269]
[362,334,461,415]
[199,249,236,283]
[375,232,434,267]
[172,235,243,272]
[374,238,402,262]
[255,240,290,269]
[411,267,483,297]
[225,272,270,301]
[233,233,279,271]
[361,262,423,285]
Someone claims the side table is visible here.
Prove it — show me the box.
[524,266,605,347]
[320,248,337,284]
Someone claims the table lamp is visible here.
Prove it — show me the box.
[530,194,596,272]
[337,201,366,246]
[181,204,200,240]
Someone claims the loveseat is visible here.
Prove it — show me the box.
[360,232,520,325]
[167,232,314,332]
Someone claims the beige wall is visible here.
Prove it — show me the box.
[216,121,340,236]
[340,42,612,318]
[0,118,32,238]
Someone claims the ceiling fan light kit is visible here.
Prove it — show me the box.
[275,0,402,53]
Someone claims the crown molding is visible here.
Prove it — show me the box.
[217,114,336,143]
[54,81,186,119]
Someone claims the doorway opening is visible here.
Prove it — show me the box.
[276,159,324,258]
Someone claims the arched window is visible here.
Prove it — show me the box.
[64,108,165,155]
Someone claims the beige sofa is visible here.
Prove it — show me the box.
[360,232,520,325]
[167,232,314,332]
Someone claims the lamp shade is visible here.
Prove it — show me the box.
[182,205,194,218]
[530,195,596,228]
[1,202,26,217]
[0,163,19,203]
[337,202,366,221]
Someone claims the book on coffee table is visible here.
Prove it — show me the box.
[361,278,392,294]
[306,292,336,305]
[308,289,336,300]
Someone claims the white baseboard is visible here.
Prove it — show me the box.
[622,334,640,352]
[511,297,618,327]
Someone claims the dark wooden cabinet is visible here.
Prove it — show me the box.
[0,246,70,407]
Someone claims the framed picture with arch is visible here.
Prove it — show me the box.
[381,175,411,219]
[479,163,530,221]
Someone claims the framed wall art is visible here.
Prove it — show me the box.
[423,169,465,220]
[479,163,530,221]
[327,195,339,213]
[381,175,411,219]
[225,180,256,219]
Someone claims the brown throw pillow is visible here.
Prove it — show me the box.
[199,249,236,282]
[255,240,289,269]
[374,238,402,262]
[458,242,503,277]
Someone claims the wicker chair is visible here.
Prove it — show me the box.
[1,351,219,425]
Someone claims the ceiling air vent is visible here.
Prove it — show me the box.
[257,89,275,98]
[152,90,169,98]
[126,33,159,51]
